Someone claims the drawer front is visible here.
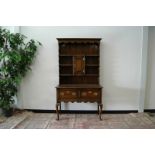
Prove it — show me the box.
[58,88,78,101]
[80,88,101,101]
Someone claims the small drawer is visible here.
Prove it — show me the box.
[58,88,78,101]
[80,88,100,101]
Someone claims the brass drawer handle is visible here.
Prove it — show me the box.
[93,92,98,96]
[66,91,70,94]
[88,91,92,94]
[60,92,64,96]
[72,92,76,96]
[82,92,87,96]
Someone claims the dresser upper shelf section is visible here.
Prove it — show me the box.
[57,38,102,56]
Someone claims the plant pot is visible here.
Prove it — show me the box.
[2,108,13,117]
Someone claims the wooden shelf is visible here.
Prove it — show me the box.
[85,55,99,56]
[60,64,72,66]
[60,74,98,76]
[60,55,73,56]
[56,84,102,88]
[60,55,99,56]
[60,74,73,76]
[85,64,99,66]
[85,74,98,76]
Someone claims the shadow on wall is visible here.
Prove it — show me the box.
[100,41,139,110]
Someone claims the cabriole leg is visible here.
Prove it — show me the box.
[97,103,100,115]
[59,102,61,114]
[99,103,103,120]
[56,102,60,120]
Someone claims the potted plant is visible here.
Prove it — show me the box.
[0,28,41,117]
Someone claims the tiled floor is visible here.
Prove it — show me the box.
[0,111,155,129]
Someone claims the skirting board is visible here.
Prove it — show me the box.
[25,109,138,114]
[25,109,155,114]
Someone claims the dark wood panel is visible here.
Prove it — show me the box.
[60,76,99,84]
[80,88,101,101]
[56,84,102,88]
[73,56,85,75]
[57,38,101,44]
[57,88,78,101]
[59,56,73,65]
[60,66,73,74]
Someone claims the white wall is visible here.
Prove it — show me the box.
[145,27,155,109]
[17,26,142,110]
[2,26,20,33]
[138,27,148,112]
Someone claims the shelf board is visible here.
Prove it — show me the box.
[85,74,98,76]
[60,55,99,56]
[85,55,99,56]
[85,64,99,66]
[56,84,102,88]
[60,74,73,76]
[59,55,73,57]
[60,74,98,76]
[60,64,72,66]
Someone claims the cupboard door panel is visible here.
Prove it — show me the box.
[73,56,85,75]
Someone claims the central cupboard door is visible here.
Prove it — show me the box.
[73,56,85,75]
